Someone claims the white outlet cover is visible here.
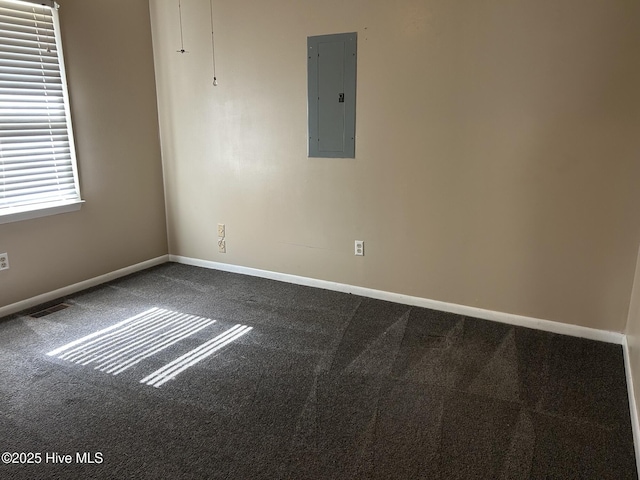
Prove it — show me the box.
[0,252,8,270]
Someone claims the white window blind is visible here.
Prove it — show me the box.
[0,0,80,217]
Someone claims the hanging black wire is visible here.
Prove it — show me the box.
[177,0,187,53]
[210,0,218,85]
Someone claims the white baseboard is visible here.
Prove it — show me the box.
[0,255,169,319]
[623,337,640,475]
[169,255,624,345]
[3,252,626,346]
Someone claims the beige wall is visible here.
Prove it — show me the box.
[149,0,640,332]
[627,246,640,445]
[0,0,168,308]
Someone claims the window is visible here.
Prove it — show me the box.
[0,0,81,225]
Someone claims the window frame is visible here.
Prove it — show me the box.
[0,0,83,225]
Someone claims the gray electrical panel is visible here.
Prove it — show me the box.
[307,32,357,158]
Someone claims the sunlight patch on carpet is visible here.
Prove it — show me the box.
[141,324,253,388]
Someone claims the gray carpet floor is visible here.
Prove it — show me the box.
[0,262,637,479]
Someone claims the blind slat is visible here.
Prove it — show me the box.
[0,158,73,169]
[0,130,68,138]
[0,138,68,148]
[2,168,74,179]
[0,145,70,156]
[0,188,78,206]
[2,176,75,191]
[2,174,75,189]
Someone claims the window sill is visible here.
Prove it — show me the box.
[0,199,84,225]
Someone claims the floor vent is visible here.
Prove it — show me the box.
[31,303,71,318]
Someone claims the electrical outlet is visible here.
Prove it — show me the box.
[354,240,364,256]
[218,238,226,253]
[0,252,9,271]
[217,223,225,237]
